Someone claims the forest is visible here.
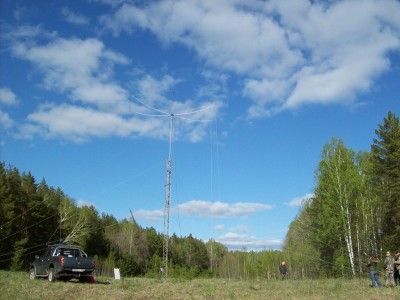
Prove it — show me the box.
[0,111,399,280]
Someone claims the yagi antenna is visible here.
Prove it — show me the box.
[133,97,214,282]
[134,97,214,120]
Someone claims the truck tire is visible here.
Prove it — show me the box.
[79,275,89,283]
[29,268,37,280]
[48,268,56,282]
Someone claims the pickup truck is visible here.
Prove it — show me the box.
[29,244,95,282]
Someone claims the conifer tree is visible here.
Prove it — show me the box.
[371,111,400,249]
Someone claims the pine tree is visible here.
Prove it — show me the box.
[371,111,400,249]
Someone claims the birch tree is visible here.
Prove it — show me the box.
[60,198,91,246]
[313,138,360,276]
[355,151,382,261]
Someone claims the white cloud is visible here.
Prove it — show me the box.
[6,28,221,143]
[101,0,400,117]
[18,99,219,143]
[286,193,314,208]
[0,88,19,106]
[24,104,136,142]
[0,110,14,129]
[61,7,89,25]
[177,200,273,218]
[0,88,18,131]
[134,208,164,222]
[133,200,272,222]
[3,24,57,41]
[77,198,95,208]
[214,224,225,231]
[101,0,300,77]
[7,1,399,141]
[11,36,131,111]
[22,102,213,143]
[134,74,181,107]
[216,232,283,250]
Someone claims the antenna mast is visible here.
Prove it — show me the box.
[162,114,174,282]
[133,98,214,282]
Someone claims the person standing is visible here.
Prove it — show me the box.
[366,254,383,288]
[279,261,288,280]
[384,251,395,287]
[394,252,400,286]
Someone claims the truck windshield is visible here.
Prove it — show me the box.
[56,248,82,258]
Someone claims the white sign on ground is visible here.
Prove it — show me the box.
[114,268,121,280]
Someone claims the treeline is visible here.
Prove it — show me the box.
[1,111,399,280]
[284,111,400,278]
[0,161,285,279]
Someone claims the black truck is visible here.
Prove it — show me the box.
[29,244,95,282]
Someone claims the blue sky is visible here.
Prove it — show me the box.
[1,0,399,251]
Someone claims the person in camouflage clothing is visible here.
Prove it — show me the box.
[384,251,395,287]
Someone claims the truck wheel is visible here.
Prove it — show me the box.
[48,268,56,282]
[29,268,37,280]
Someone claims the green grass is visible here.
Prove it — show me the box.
[1,271,400,299]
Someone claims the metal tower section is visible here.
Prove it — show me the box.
[132,99,214,282]
[162,114,174,282]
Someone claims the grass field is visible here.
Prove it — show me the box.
[1,271,400,299]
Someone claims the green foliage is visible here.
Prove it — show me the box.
[371,111,400,248]
[169,265,199,279]
[97,250,117,277]
[206,239,227,277]
[79,206,109,257]
[333,255,347,278]
[283,206,321,279]
[118,253,140,277]
[145,253,162,278]
[311,138,360,276]
[10,238,28,271]
[283,111,400,279]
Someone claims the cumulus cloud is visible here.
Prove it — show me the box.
[133,200,279,250]
[216,232,283,250]
[11,36,130,110]
[0,87,19,106]
[77,198,96,208]
[0,111,14,130]
[61,7,89,25]
[0,88,18,130]
[101,0,400,117]
[5,0,400,141]
[5,27,220,142]
[134,200,272,222]
[134,208,164,222]
[286,193,314,208]
[177,200,273,218]
[135,75,180,106]
[24,104,136,142]
[214,224,225,231]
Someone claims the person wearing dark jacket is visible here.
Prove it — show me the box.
[366,254,382,288]
[279,261,288,280]
[394,252,400,286]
